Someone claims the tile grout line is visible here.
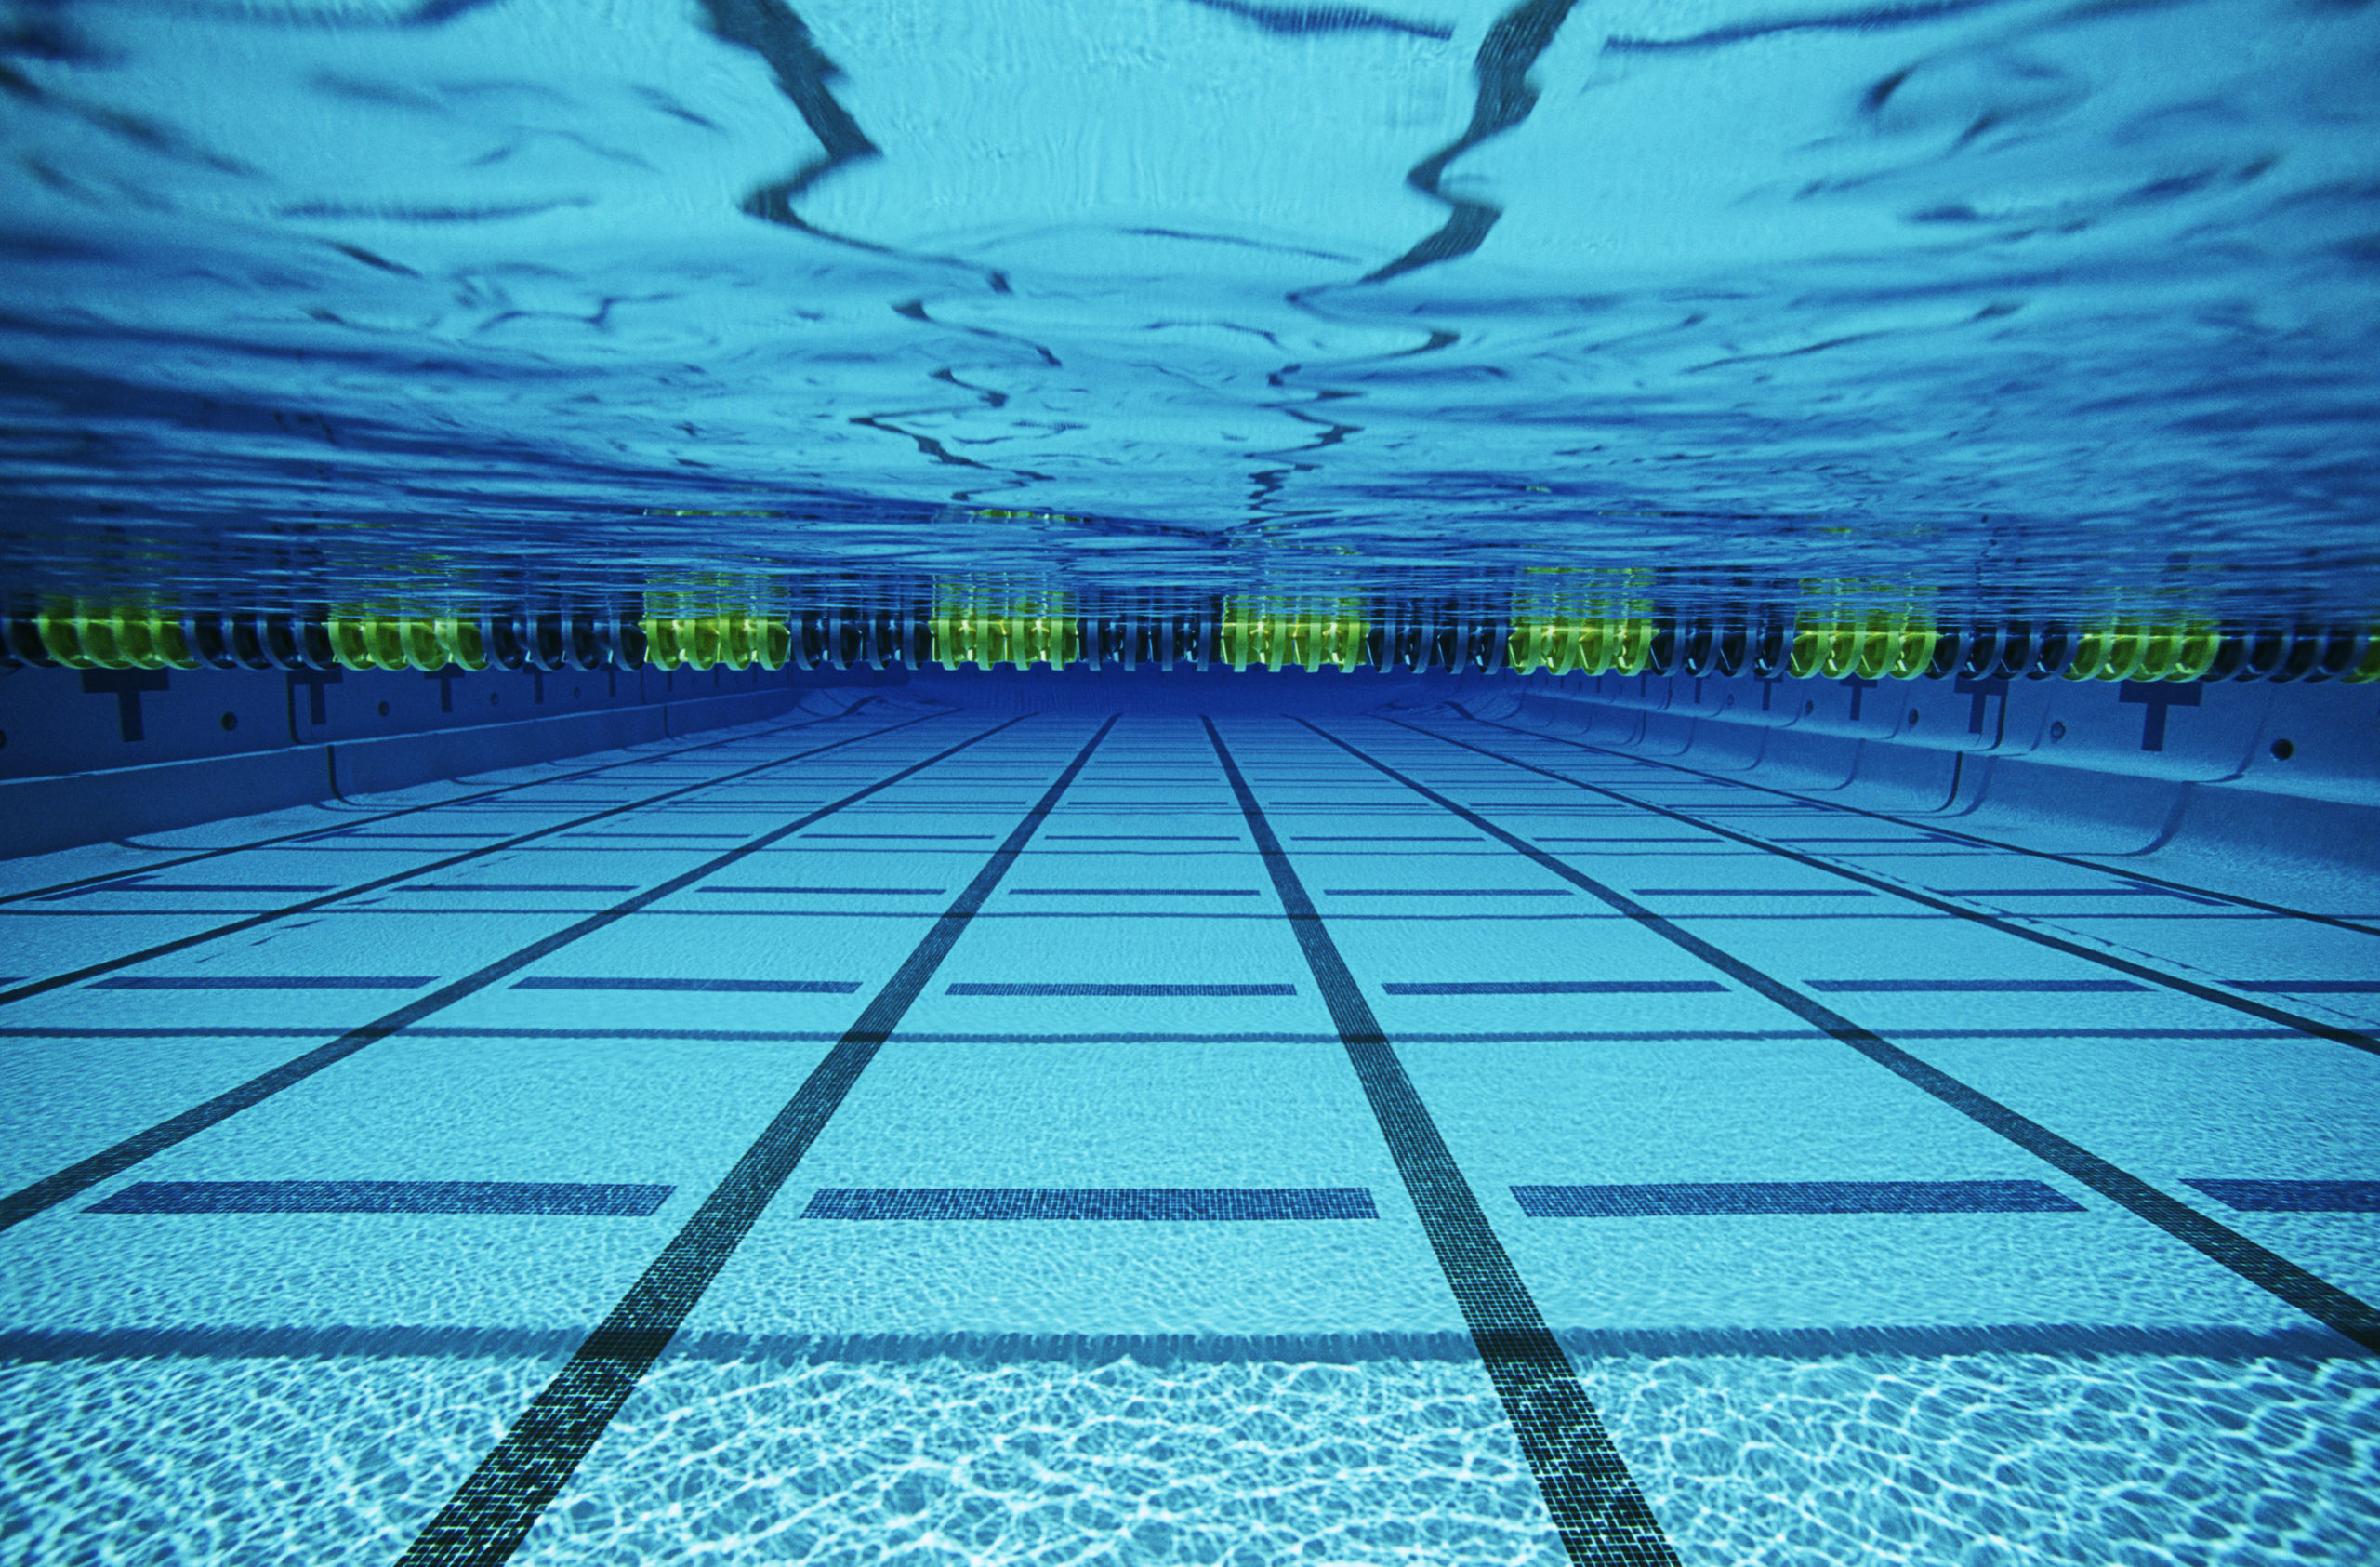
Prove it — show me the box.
[1375,713,2380,1057]
[1299,714,2380,1357]
[0,697,895,908]
[1202,714,1683,1567]
[0,714,1031,1234]
[391,712,1120,1567]
[0,708,959,1008]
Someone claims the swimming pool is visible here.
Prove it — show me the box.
[2,677,2374,1563]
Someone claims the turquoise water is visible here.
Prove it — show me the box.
[3,0,2378,617]
[0,690,2375,1562]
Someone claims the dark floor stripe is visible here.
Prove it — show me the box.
[0,710,953,1010]
[1387,980,1723,995]
[1307,716,2380,1357]
[1008,887,1259,896]
[1386,715,2380,1058]
[1514,1180,2084,1217]
[91,976,441,991]
[1452,710,2380,939]
[695,885,945,896]
[2187,1179,2380,1213]
[86,1181,671,1216]
[802,1187,1372,1221]
[47,883,335,897]
[1326,887,1572,897]
[509,977,859,994]
[0,716,1018,1238]
[1806,979,2147,994]
[2229,980,2380,994]
[394,715,1117,1567]
[400,884,638,894]
[1203,716,1679,1567]
[0,704,876,909]
[1635,887,1875,897]
[0,1321,2363,1368]
[945,982,1295,997]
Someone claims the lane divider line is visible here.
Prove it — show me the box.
[1203,715,1683,1567]
[0,708,957,1009]
[1379,714,2380,1058]
[393,714,1119,1567]
[1451,705,2380,939]
[0,715,1031,1234]
[1300,715,2380,1357]
[0,697,897,908]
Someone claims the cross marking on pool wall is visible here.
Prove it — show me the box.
[79,668,169,741]
[1839,673,1877,719]
[2118,679,2202,751]
[1953,674,2009,736]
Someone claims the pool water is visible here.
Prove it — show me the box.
[1,688,2374,1563]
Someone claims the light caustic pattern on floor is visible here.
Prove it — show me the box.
[0,697,2376,1566]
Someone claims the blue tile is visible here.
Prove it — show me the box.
[1513,1180,2085,1217]
[1805,979,2147,993]
[802,1188,1377,1221]
[86,1181,674,1216]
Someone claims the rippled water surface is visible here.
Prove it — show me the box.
[3,0,2376,616]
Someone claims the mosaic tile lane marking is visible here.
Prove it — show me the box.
[1007,886,1260,896]
[1385,980,1726,995]
[90,975,442,990]
[1806,979,2148,993]
[0,708,959,1010]
[397,883,638,894]
[38,882,337,898]
[800,1187,1377,1220]
[2185,1180,2380,1213]
[1376,714,2380,1058]
[1633,887,1876,897]
[694,885,947,896]
[1302,715,2380,1357]
[1452,709,2380,939]
[395,716,1118,1567]
[1203,715,1682,1567]
[2229,980,2380,994]
[0,1320,2363,1366]
[1325,886,1574,896]
[944,982,1296,997]
[0,702,879,907]
[86,1180,673,1216]
[1513,1180,2085,1217]
[0,717,1028,1235]
[509,977,861,994]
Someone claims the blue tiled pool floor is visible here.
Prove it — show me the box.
[2,700,2375,1564]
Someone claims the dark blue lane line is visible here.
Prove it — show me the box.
[92,976,440,991]
[46,883,337,898]
[1007,887,1260,896]
[395,715,1118,1567]
[2187,1180,2380,1214]
[87,1181,672,1216]
[1634,887,1874,898]
[803,1187,1374,1221]
[0,703,885,909]
[1514,1180,2084,1217]
[1807,979,2146,994]
[0,716,1026,1237]
[1203,716,1680,1567]
[509,977,859,994]
[1387,980,1724,995]
[695,885,946,896]
[1,708,959,1011]
[945,982,1295,997]
[2230,980,2380,994]
[1326,887,1571,896]
[7,1025,2307,1045]
[5,1320,2361,1367]
[400,884,638,894]
[1302,716,2380,1356]
[1448,709,2380,939]
[1375,715,2380,1059]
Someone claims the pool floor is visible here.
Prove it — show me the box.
[2,698,2375,1564]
